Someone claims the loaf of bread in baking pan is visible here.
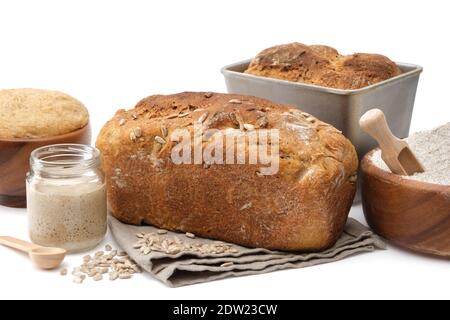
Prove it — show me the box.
[245,43,402,90]
[96,92,358,251]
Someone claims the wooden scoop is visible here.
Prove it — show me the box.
[360,109,425,176]
[0,236,66,270]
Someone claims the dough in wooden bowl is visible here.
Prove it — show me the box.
[0,88,89,139]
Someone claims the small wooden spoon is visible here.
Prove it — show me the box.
[360,109,425,176]
[0,236,66,270]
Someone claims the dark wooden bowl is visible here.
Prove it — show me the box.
[361,149,450,258]
[0,124,91,208]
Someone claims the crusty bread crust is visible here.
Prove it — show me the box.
[245,43,402,90]
[96,92,358,251]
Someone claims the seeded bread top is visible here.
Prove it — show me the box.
[0,88,89,139]
[245,43,402,90]
[96,92,358,181]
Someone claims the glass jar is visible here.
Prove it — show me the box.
[26,144,107,253]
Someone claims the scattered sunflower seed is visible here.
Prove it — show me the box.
[178,112,190,118]
[132,114,138,120]
[129,131,137,142]
[229,99,242,104]
[93,274,103,282]
[119,119,126,126]
[157,229,168,235]
[167,114,178,119]
[243,123,255,131]
[160,126,168,138]
[60,268,68,276]
[133,127,142,138]
[109,272,119,281]
[197,112,209,124]
[220,262,234,268]
[255,110,266,118]
[133,231,238,257]
[257,116,269,128]
[119,273,132,280]
[204,92,213,98]
[155,136,166,144]
[88,270,97,278]
[101,267,109,274]
[185,232,196,239]
[64,245,139,284]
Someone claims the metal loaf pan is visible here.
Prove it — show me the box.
[221,60,423,160]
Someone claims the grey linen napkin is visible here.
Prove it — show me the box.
[109,216,386,287]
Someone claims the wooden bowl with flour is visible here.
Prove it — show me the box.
[361,124,450,258]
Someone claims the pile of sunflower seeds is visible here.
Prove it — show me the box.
[133,231,239,256]
[60,244,142,284]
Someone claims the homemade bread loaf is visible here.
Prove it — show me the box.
[245,43,402,90]
[96,92,358,251]
[0,88,89,139]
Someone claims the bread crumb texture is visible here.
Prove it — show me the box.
[245,43,402,90]
[0,88,89,139]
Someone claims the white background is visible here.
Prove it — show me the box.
[0,0,449,300]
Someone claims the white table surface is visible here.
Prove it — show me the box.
[0,204,448,300]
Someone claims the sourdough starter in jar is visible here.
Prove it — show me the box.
[27,144,107,253]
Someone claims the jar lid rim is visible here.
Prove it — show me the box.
[30,144,100,172]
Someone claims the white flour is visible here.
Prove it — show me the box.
[370,123,450,186]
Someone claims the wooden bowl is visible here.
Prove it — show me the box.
[361,149,450,258]
[0,124,91,208]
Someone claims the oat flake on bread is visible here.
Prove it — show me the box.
[370,123,450,185]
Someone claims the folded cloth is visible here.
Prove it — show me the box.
[109,216,386,287]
